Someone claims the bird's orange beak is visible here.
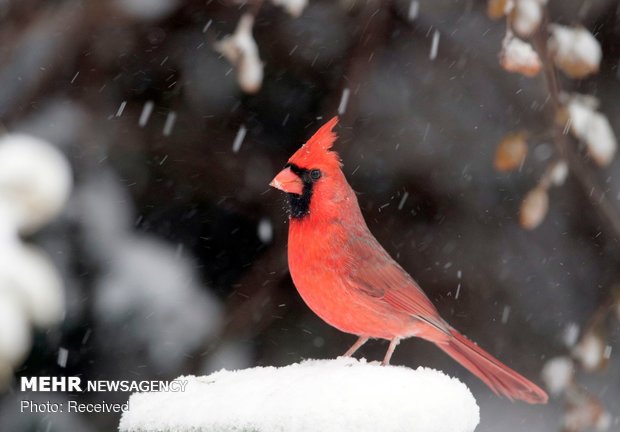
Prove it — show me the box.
[269,167,304,195]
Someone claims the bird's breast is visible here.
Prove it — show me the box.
[286,220,411,339]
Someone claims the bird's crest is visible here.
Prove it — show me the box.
[288,116,341,169]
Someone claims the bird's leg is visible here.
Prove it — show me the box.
[381,338,401,365]
[342,336,369,357]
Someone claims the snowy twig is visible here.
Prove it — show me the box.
[0,135,71,387]
[532,16,620,241]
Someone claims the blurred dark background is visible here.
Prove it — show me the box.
[0,0,618,431]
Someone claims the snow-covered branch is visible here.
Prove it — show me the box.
[0,134,71,387]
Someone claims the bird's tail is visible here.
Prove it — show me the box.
[437,327,548,404]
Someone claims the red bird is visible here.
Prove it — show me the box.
[269,116,548,404]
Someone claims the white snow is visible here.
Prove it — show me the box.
[398,191,409,210]
[547,160,568,186]
[572,332,605,371]
[0,238,65,386]
[114,0,180,21]
[408,0,420,21]
[0,134,71,388]
[500,35,541,77]
[548,25,601,78]
[163,111,177,136]
[511,0,542,37]
[271,0,307,17]
[566,95,617,166]
[501,305,511,324]
[139,100,154,127]
[541,356,574,395]
[0,202,18,243]
[337,88,350,115]
[57,347,69,368]
[0,242,65,328]
[430,30,440,60]
[232,125,247,153]
[0,134,72,234]
[0,287,36,388]
[563,322,580,347]
[595,412,612,431]
[602,345,612,360]
[215,14,264,94]
[257,217,273,243]
[116,101,127,117]
[0,290,31,366]
[119,358,479,432]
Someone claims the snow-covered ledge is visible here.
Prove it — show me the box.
[119,358,479,432]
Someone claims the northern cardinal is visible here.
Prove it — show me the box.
[269,116,548,404]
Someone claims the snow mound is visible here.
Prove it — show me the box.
[0,133,72,234]
[119,358,480,432]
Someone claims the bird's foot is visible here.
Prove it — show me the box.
[382,338,401,366]
[343,336,369,357]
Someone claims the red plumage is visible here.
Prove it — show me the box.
[270,116,548,404]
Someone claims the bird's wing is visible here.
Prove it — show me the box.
[346,234,447,328]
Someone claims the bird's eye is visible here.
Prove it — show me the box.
[310,169,321,180]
